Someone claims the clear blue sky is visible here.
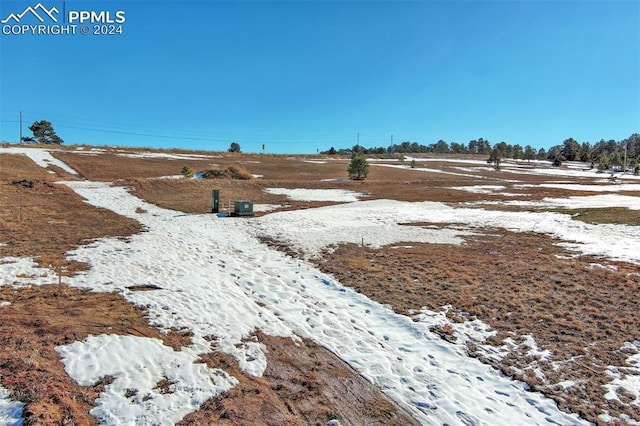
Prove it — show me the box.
[1,0,638,154]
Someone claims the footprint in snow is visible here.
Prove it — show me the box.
[456,411,478,426]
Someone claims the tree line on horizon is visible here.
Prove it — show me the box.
[18,119,639,173]
[322,134,640,172]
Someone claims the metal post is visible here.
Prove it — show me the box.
[211,189,219,213]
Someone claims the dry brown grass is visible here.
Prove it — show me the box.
[180,332,417,426]
[3,146,639,424]
[1,146,418,426]
[315,231,640,424]
[0,154,142,271]
[0,284,170,425]
[123,151,640,423]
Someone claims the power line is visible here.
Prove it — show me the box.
[4,110,410,148]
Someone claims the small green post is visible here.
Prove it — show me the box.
[212,189,220,213]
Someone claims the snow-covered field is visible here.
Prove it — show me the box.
[2,147,639,425]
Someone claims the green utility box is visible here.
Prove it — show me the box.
[234,200,254,217]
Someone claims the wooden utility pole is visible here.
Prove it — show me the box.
[19,111,22,143]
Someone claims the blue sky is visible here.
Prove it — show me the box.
[1,0,638,154]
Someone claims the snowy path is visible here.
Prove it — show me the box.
[51,180,587,425]
[1,147,609,424]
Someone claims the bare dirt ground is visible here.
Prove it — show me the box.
[2,146,639,425]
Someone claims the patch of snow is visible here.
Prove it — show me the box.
[253,204,280,213]
[0,257,59,286]
[0,386,23,426]
[375,163,486,179]
[556,380,577,390]
[0,301,10,307]
[320,178,350,182]
[250,199,640,265]
[589,263,618,272]
[603,340,640,424]
[480,194,640,211]
[537,183,640,192]
[115,152,216,161]
[264,188,364,202]
[249,201,474,257]
[0,147,78,175]
[152,175,184,180]
[451,185,506,194]
[251,174,264,178]
[56,334,237,425]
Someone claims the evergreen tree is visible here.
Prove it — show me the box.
[523,145,536,161]
[513,144,523,161]
[28,120,63,144]
[228,142,241,153]
[562,138,580,161]
[348,153,370,180]
[536,148,547,160]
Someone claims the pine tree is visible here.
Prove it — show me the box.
[348,153,370,180]
[28,120,63,144]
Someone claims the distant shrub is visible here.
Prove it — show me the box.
[227,165,253,180]
[199,165,253,180]
[410,159,416,168]
[181,166,193,178]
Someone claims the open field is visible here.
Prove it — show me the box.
[1,144,639,425]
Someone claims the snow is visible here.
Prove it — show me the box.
[603,340,640,425]
[0,257,59,286]
[113,151,217,161]
[0,147,78,175]
[375,163,488,179]
[0,301,10,307]
[0,179,587,425]
[153,175,184,180]
[249,199,640,265]
[56,335,237,426]
[536,183,640,192]
[249,200,474,257]
[62,184,588,424]
[4,147,637,424]
[479,194,640,211]
[452,181,640,195]
[452,185,506,194]
[263,187,365,202]
[0,386,23,426]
